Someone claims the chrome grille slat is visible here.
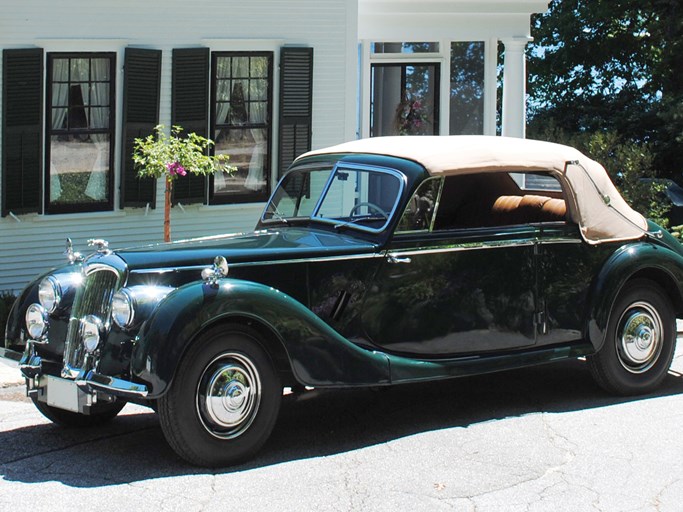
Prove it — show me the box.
[62,264,121,379]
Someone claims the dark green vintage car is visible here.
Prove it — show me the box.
[3,136,682,467]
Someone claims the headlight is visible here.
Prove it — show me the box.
[38,276,61,313]
[112,289,134,329]
[26,303,48,339]
[111,286,174,330]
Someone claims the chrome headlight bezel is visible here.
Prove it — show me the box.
[26,303,48,340]
[36,271,83,316]
[111,289,135,329]
[111,285,174,331]
[38,276,62,313]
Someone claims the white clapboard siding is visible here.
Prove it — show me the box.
[0,0,356,293]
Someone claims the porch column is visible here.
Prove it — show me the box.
[501,37,532,138]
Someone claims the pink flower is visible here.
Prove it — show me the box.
[166,161,186,176]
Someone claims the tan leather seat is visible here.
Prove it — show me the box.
[541,198,567,220]
[491,195,566,225]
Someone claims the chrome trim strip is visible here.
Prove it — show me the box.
[387,240,535,256]
[387,237,582,257]
[130,252,386,274]
[538,237,583,245]
[131,238,583,275]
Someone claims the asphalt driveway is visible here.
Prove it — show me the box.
[1,344,682,511]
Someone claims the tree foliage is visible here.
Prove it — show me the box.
[527,0,683,182]
[533,122,670,226]
[133,125,234,181]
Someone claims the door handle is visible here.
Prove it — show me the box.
[387,253,411,264]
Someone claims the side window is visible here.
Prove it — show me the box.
[396,177,442,233]
[433,172,568,231]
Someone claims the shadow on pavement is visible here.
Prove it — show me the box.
[1,358,682,486]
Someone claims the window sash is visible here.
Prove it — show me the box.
[45,52,115,214]
[210,51,273,204]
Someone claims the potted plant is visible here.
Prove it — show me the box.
[133,125,235,242]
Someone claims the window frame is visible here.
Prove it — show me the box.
[369,61,441,137]
[401,171,569,234]
[209,50,274,205]
[45,51,116,214]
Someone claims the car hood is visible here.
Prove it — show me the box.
[114,227,379,271]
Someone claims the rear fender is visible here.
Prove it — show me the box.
[587,242,683,352]
[131,279,390,397]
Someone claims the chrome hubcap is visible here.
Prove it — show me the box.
[197,353,261,439]
[617,301,663,374]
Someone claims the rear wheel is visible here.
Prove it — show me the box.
[32,397,125,427]
[158,324,281,467]
[588,279,676,395]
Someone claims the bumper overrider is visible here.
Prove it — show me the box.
[4,241,151,415]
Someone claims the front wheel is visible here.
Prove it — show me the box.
[588,279,676,395]
[158,324,281,467]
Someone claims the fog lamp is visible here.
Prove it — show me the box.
[26,303,48,339]
[81,315,103,353]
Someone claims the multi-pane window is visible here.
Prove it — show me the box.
[211,52,273,203]
[46,53,115,213]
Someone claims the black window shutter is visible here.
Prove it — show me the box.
[278,47,313,179]
[171,47,209,204]
[2,48,43,217]
[121,48,161,209]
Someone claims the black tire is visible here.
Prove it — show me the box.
[158,324,281,467]
[588,279,676,395]
[32,397,125,427]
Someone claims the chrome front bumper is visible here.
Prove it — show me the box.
[1,344,148,414]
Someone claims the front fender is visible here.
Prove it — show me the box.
[587,241,683,351]
[132,278,391,397]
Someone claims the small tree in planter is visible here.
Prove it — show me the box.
[133,125,235,242]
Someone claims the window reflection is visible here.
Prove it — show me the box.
[212,52,272,203]
[370,63,440,137]
[450,42,485,135]
[47,54,114,212]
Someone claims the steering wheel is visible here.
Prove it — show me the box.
[349,202,388,219]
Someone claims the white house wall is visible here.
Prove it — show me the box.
[0,0,358,292]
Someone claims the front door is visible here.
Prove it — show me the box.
[361,226,538,356]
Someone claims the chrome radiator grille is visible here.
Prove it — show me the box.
[62,264,121,379]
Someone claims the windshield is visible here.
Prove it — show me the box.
[262,162,404,233]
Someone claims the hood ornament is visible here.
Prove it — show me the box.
[202,256,229,287]
[64,238,83,263]
[87,238,110,254]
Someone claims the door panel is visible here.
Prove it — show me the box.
[361,228,537,356]
[537,224,614,345]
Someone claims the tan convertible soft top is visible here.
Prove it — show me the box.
[299,135,649,244]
